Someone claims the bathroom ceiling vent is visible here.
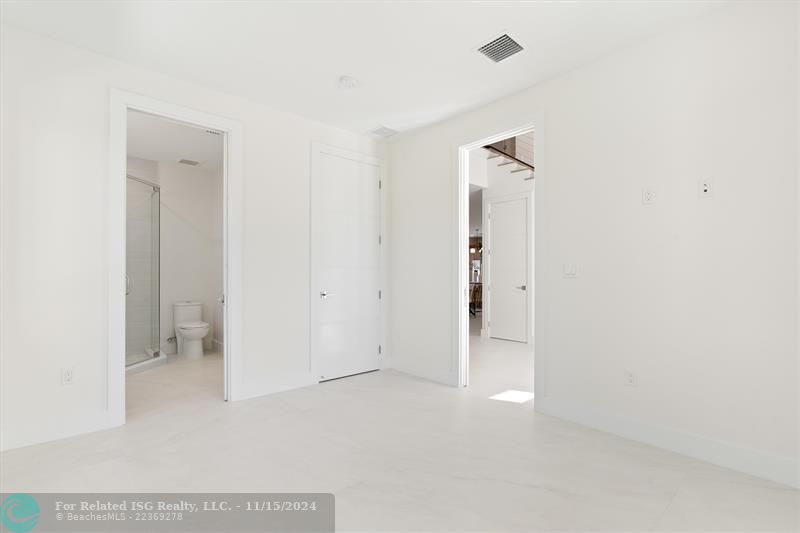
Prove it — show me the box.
[478,34,524,63]
[178,159,200,166]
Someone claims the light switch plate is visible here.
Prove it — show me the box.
[563,263,578,278]
[642,188,656,205]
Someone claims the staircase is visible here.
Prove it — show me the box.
[485,146,535,181]
[484,130,534,180]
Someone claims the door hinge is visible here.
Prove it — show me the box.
[378,235,382,245]
[378,180,382,190]
[378,290,382,299]
[378,344,382,355]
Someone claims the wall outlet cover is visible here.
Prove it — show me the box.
[698,179,713,198]
[563,263,578,278]
[642,188,656,204]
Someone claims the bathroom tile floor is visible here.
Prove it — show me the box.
[1,335,798,531]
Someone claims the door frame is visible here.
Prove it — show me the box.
[309,142,386,382]
[456,121,541,389]
[108,89,244,426]
[484,190,533,343]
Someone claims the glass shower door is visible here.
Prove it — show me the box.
[126,176,160,367]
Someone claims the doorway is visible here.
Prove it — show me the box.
[458,126,536,398]
[108,90,244,425]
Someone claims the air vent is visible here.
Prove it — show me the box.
[205,130,221,136]
[478,34,523,63]
[178,159,200,166]
[372,126,398,138]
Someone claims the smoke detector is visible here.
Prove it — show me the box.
[372,126,398,138]
[178,159,200,166]
[338,75,360,89]
[478,33,524,63]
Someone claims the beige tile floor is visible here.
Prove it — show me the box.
[1,326,798,531]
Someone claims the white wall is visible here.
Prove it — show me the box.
[156,160,223,354]
[468,148,488,189]
[484,154,534,200]
[0,25,382,450]
[388,2,799,487]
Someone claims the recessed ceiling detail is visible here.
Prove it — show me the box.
[478,34,524,63]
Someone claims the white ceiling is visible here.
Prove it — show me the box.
[127,110,223,171]
[1,1,722,134]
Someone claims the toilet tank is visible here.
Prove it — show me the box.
[174,301,202,326]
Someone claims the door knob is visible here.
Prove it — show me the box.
[516,285,527,290]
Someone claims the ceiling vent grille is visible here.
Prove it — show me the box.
[178,159,200,166]
[478,34,523,63]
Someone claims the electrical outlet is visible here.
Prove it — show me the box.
[642,188,656,205]
[61,368,73,386]
[563,263,578,278]
[698,179,713,198]
[623,371,637,387]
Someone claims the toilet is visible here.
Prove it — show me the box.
[173,301,209,358]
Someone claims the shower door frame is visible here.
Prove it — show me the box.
[124,173,161,368]
[108,89,244,425]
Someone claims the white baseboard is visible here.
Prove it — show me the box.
[536,397,799,489]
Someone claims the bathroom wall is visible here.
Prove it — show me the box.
[157,159,223,354]
[127,156,223,355]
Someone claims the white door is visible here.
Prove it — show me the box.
[311,144,382,381]
[488,196,528,342]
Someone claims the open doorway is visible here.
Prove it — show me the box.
[124,110,225,415]
[459,127,536,402]
[107,90,244,425]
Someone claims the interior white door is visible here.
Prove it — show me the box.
[488,196,528,342]
[311,145,381,381]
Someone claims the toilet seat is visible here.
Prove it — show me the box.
[178,321,208,329]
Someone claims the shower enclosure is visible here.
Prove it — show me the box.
[126,175,160,367]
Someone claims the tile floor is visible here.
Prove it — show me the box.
[1,329,798,531]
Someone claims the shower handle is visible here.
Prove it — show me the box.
[125,275,130,296]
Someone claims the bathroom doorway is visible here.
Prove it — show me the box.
[124,109,226,413]
[109,90,244,425]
